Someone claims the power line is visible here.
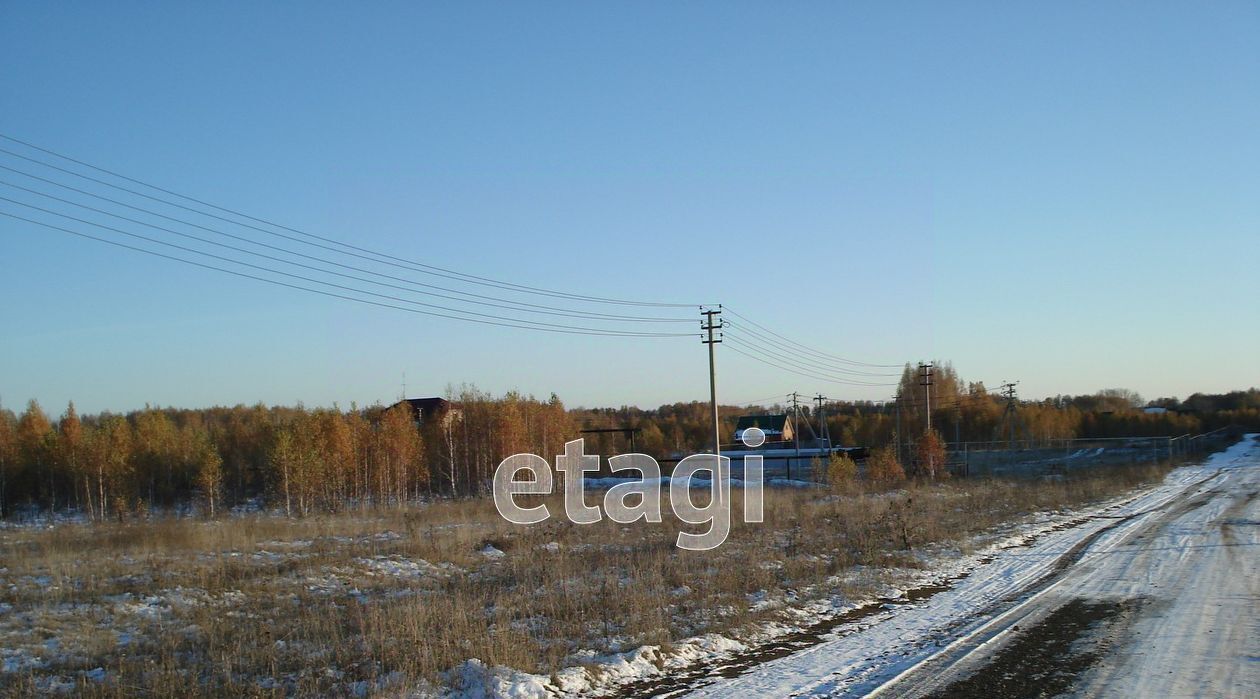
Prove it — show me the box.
[723,341,900,388]
[725,335,895,385]
[721,326,901,377]
[723,333,899,385]
[722,320,902,375]
[728,393,791,407]
[0,178,692,324]
[0,166,694,321]
[0,135,931,395]
[0,210,699,338]
[723,307,902,368]
[0,135,701,308]
[884,391,1007,410]
[2,194,676,332]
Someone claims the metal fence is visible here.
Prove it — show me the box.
[942,425,1240,478]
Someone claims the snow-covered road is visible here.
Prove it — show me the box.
[679,435,1260,698]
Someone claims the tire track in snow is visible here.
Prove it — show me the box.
[673,436,1257,699]
[866,472,1231,698]
[868,437,1260,698]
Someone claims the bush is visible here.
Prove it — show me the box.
[826,453,858,489]
[865,447,905,484]
[913,429,948,480]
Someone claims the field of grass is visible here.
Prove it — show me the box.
[0,463,1171,697]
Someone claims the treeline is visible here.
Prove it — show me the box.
[813,365,1260,447]
[0,387,573,519]
[576,367,1259,458]
[2,372,1256,518]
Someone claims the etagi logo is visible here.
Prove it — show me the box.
[493,428,768,551]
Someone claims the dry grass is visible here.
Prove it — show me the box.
[0,462,1170,696]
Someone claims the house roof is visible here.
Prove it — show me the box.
[392,397,451,419]
[735,414,790,432]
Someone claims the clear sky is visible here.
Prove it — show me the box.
[1,1,1257,415]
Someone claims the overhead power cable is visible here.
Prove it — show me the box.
[729,393,792,407]
[0,209,698,338]
[722,333,899,385]
[0,177,690,324]
[721,326,901,377]
[889,393,1009,410]
[723,320,904,374]
[0,134,701,308]
[723,341,899,388]
[723,307,902,368]
[724,337,899,387]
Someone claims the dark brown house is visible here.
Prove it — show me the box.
[390,397,453,425]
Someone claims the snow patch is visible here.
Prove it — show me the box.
[479,545,506,559]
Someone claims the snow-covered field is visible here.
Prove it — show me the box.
[673,434,1260,698]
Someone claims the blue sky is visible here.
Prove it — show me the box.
[1,1,1257,415]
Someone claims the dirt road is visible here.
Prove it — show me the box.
[678,435,1260,698]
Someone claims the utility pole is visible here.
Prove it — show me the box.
[1000,381,1019,448]
[814,394,830,448]
[789,391,803,478]
[919,363,934,433]
[894,391,902,464]
[701,307,724,458]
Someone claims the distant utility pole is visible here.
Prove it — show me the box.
[701,306,724,457]
[919,363,934,433]
[814,394,830,447]
[789,391,802,478]
[1000,381,1020,447]
[894,391,903,463]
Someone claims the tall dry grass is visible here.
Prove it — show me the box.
[0,461,1171,696]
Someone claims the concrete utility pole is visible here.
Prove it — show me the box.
[701,307,724,458]
[919,363,934,433]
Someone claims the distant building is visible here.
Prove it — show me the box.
[390,397,454,426]
[1142,405,1194,415]
[734,414,793,444]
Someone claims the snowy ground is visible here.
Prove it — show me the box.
[1,446,1237,697]
[671,434,1259,698]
